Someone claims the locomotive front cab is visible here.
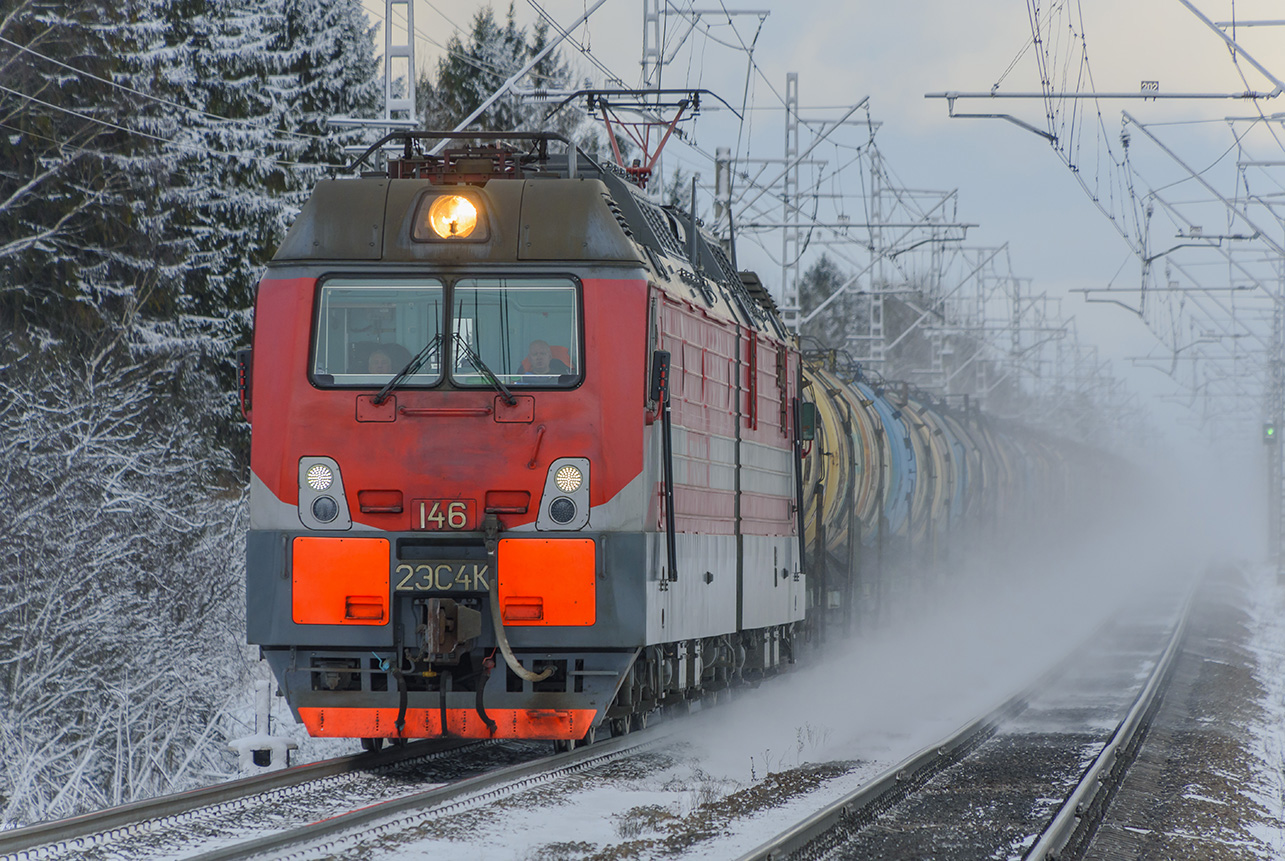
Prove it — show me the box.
[245,140,655,743]
[245,133,808,745]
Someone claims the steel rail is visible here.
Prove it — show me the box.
[0,738,476,858]
[734,600,1190,861]
[185,728,671,860]
[1023,594,1192,861]
[733,689,1027,861]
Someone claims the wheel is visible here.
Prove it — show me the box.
[609,717,630,738]
[631,710,649,732]
[361,737,383,753]
[391,737,408,748]
[553,739,574,754]
[581,724,597,747]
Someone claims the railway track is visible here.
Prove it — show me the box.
[189,727,673,860]
[734,594,1191,861]
[3,589,1191,861]
[1,723,674,861]
[0,736,498,860]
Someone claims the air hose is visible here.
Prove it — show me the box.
[391,665,408,738]
[475,657,498,737]
[488,586,554,683]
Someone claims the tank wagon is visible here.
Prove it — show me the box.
[797,365,1083,634]
[240,130,1072,748]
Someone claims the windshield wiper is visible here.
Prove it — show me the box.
[453,333,517,406]
[372,334,441,405]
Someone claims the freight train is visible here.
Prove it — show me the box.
[240,130,1075,749]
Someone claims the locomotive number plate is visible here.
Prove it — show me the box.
[412,499,475,531]
[394,562,490,592]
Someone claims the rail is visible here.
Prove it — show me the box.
[734,597,1192,861]
[185,728,671,860]
[0,738,474,858]
[1022,594,1192,860]
[733,687,1027,861]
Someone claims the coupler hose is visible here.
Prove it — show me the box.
[488,586,554,683]
[475,656,498,737]
[391,665,408,739]
[438,671,450,738]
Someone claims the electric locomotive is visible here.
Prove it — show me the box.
[241,132,806,746]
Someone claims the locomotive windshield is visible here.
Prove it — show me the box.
[311,279,443,386]
[451,278,581,388]
[309,276,579,391]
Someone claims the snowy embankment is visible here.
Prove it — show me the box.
[1244,565,1285,856]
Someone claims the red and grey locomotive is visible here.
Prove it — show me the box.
[242,132,806,746]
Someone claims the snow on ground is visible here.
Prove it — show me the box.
[1242,564,1285,857]
[324,555,1192,860]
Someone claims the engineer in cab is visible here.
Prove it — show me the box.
[523,339,571,376]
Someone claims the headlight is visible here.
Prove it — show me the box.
[298,457,351,531]
[427,194,478,238]
[306,464,333,491]
[538,457,590,531]
[554,465,583,493]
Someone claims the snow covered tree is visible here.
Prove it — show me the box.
[141,0,380,458]
[0,0,384,823]
[274,0,381,167]
[421,5,525,130]
[0,0,184,344]
[418,3,587,144]
[155,0,378,351]
[0,339,251,824]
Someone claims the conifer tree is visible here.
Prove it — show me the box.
[418,2,585,143]
[0,0,180,344]
[0,0,386,822]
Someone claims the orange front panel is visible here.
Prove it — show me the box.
[292,537,390,625]
[496,538,596,626]
[299,706,598,740]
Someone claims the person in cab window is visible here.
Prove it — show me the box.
[367,348,394,374]
[523,339,570,374]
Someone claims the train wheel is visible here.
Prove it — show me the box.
[631,710,649,732]
[553,739,574,754]
[581,725,597,747]
[609,717,630,738]
[361,737,383,753]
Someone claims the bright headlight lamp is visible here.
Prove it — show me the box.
[554,465,583,493]
[427,194,478,238]
[306,464,334,491]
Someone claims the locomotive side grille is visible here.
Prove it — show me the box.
[600,193,634,239]
[636,198,687,258]
[706,241,742,291]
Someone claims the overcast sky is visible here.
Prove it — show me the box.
[364,0,1285,453]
